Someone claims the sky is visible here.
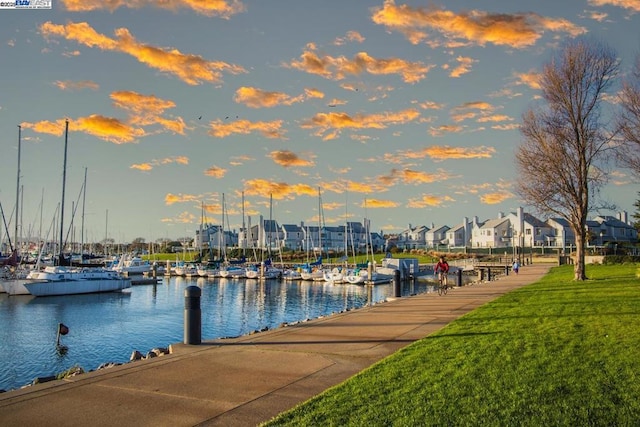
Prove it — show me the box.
[0,0,639,245]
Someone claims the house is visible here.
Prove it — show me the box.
[505,207,553,248]
[593,212,638,244]
[444,217,475,247]
[425,224,450,248]
[396,224,428,250]
[546,217,576,249]
[472,215,511,248]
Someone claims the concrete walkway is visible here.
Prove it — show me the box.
[0,263,552,427]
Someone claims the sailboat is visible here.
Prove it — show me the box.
[23,120,131,297]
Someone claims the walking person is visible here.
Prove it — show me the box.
[512,259,520,275]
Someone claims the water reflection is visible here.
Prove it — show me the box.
[0,275,460,391]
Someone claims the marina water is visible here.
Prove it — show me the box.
[0,275,445,392]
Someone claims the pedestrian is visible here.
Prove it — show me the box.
[512,260,519,275]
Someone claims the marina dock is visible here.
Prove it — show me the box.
[0,263,552,426]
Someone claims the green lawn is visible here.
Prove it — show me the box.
[264,263,640,426]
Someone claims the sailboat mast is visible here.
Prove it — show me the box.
[81,167,87,257]
[14,125,21,256]
[58,119,69,264]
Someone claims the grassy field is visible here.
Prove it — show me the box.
[263,263,640,426]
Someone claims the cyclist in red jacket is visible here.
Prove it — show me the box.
[435,256,449,287]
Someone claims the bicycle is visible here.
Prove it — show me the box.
[437,271,448,296]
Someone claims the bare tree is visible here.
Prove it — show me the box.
[618,55,640,177]
[516,38,619,281]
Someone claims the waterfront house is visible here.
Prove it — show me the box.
[472,215,510,248]
[444,217,475,248]
[397,224,428,250]
[425,224,450,249]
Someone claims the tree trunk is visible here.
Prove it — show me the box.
[574,232,587,280]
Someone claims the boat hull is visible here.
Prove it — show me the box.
[24,278,131,297]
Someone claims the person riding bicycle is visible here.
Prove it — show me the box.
[435,256,449,287]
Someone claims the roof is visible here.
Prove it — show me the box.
[480,217,510,229]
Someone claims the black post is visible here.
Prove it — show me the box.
[393,269,401,297]
[184,286,201,345]
[456,269,462,287]
[487,268,491,281]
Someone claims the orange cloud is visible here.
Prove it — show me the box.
[287,46,434,83]
[429,124,464,137]
[204,166,227,178]
[589,0,640,12]
[334,30,366,45]
[61,0,246,18]
[131,156,188,171]
[401,145,496,162]
[164,193,200,205]
[476,114,513,123]
[514,70,542,90]
[40,21,246,85]
[301,108,420,140]
[111,91,186,134]
[407,194,455,208]
[449,56,477,78]
[480,191,512,204]
[130,163,153,171]
[54,80,99,91]
[269,151,315,168]
[21,116,145,144]
[234,86,307,108]
[364,198,399,208]
[161,211,197,224]
[371,0,586,48]
[208,119,286,139]
[243,179,316,200]
[377,168,452,186]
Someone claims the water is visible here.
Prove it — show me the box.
[0,276,444,392]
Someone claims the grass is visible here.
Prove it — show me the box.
[263,263,640,426]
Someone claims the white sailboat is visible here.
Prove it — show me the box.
[23,120,131,297]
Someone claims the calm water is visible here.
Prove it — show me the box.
[0,276,443,392]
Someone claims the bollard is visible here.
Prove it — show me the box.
[184,286,201,345]
[487,267,491,281]
[456,269,462,287]
[478,268,484,282]
[393,269,401,297]
[505,265,509,276]
[367,261,373,284]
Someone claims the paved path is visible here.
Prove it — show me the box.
[0,263,552,427]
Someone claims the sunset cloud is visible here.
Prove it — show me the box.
[401,145,496,162]
[377,168,452,186]
[588,0,640,13]
[164,193,201,205]
[268,150,315,168]
[364,198,399,208]
[371,0,586,48]
[234,86,311,108]
[334,30,366,46]
[449,56,477,78]
[54,80,99,91]
[61,0,246,18]
[131,156,189,171]
[243,179,317,200]
[204,166,227,178]
[111,91,186,134]
[407,194,455,208]
[208,118,286,139]
[21,116,145,144]
[513,70,542,90]
[287,45,434,83]
[480,191,512,204]
[301,108,420,140]
[429,124,464,137]
[40,21,246,85]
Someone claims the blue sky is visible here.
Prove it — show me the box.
[0,0,638,244]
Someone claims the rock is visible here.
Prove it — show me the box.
[130,350,144,361]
